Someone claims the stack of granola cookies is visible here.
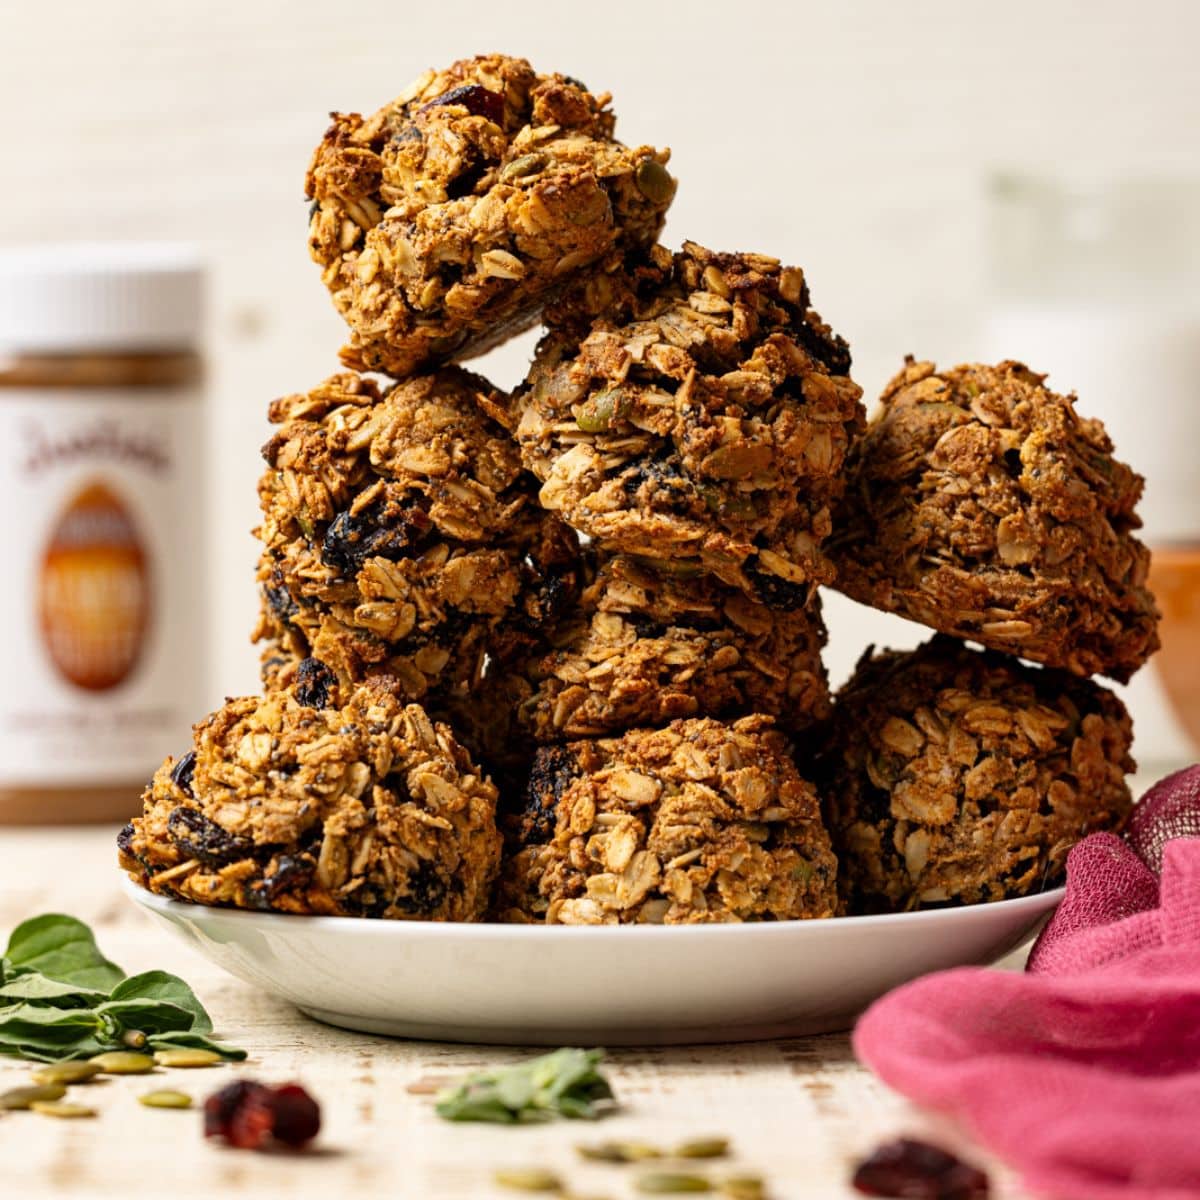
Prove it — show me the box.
[815,359,1158,911]
[118,52,1158,926]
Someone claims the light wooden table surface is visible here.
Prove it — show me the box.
[0,827,1037,1200]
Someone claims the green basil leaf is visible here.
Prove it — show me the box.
[146,1031,247,1061]
[0,971,107,1006]
[4,915,124,991]
[106,971,213,1033]
[435,1048,615,1123]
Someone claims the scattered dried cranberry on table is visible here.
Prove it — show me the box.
[204,1080,321,1150]
[851,1138,989,1199]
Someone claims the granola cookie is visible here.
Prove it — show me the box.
[828,358,1160,681]
[255,368,580,700]
[816,635,1135,912]
[512,242,864,603]
[496,715,838,924]
[511,552,830,740]
[307,53,674,376]
[118,671,502,921]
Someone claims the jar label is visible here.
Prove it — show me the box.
[0,389,206,788]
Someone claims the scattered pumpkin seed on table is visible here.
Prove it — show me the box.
[636,1174,713,1194]
[493,1167,564,1192]
[720,1177,766,1200]
[578,1140,663,1163]
[31,1061,102,1086]
[0,1083,67,1110]
[89,1051,155,1075]
[675,1138,730,1160]
[30,1100,96,1119]
[153,1048,222,1068]
[139,1089,193,1109]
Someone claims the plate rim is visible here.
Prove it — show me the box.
[120,872,1064,939]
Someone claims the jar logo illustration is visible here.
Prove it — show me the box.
[38,480,151,691]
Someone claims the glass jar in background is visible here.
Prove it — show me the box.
[0,245,208,823]
[983,174,1200,769]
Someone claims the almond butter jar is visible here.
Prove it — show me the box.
[0,245,208,823]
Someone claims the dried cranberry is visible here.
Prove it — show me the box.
[293,657,336,710]
[851,1138,989,1199]
[227,1088,277,1150]
[271,1084,322,1146]
[418,83,504,125]
[204,1080,273,1141]
[204,1080,321,1151]
[170,750,197,797]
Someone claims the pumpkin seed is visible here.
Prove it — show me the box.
[139,1089,193,1109]
[634,159,674,206]
[121,1029,148,1049]
[575,388,627,434]
[31,1061,102,1086]
[720,1176,765,1199]
[675,1138,730,1160]
[153,1048,222,1068]
[636,1174,712,1194]
[500,153,547,182]
[30,1100,96,1119]
[0,1084,67,1110]
[493,1167,564,1192]
[577,1140,662,1163]
[89,1051,155,1075]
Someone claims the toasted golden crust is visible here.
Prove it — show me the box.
[496,715,838,924]
[510,552,830,740]
[827,358,1160,681]
[306,53,674,376]
[118,677,501,921]
[816,636,1135,912]
[512,242,864,603]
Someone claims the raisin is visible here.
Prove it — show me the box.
[794,316,853,377]
[320,500,431,577]
[744,563,812,611]
[168,807,255,867]
[521,746,582,844]
[264,579,299,622]
[851,1138,989,1199]
[116,823,135,858]
[418,83,504,125]
[394,859,447,915]
[294,657,336,710]
[246,854,315,908]
[170,750,197,798]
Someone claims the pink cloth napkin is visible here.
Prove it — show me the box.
[853,766,1200,1200]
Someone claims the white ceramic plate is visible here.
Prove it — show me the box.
[122,877,1062,1046]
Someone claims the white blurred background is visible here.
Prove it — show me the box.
[3,0,1198,758]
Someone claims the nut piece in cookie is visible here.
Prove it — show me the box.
[510,552,831,740]
[118,675,502,921]
[512,242,864,602]
[255,367,580,702]
[307,53,675,376]
[827,358,1160,681]
[816,635,1135,912]
[496,715,838,924]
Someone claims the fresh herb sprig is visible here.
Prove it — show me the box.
[0,914,245,1063]
[436,1048,616,1123]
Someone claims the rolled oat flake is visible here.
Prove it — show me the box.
[0,244,207,823]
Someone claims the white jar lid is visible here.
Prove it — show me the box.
[0,243,205,353]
